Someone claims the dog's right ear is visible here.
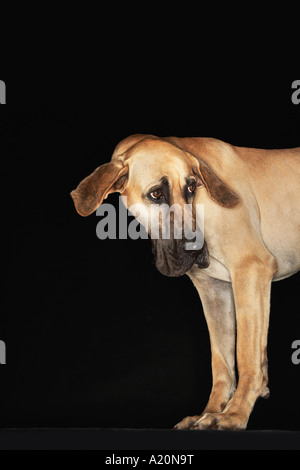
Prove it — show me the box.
[71,161,129,217]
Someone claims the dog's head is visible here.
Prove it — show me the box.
[71,135,239,277]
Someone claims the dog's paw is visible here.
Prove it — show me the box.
[174,415,203,430]
[261,386,270,400]
[193,411,248,431]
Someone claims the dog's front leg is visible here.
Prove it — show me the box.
[175,274,236,430]
[195,256,276,431]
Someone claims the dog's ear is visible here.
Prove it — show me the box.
[186,152,239,208]
[71,162,129,216]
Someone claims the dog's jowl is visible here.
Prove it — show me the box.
[71,134,300,430]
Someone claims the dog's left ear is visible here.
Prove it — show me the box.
[186,152,239,209]
[71,161,129,216]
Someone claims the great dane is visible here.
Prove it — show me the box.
[71,134,300,430]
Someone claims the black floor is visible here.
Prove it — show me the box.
[0,429,299,450]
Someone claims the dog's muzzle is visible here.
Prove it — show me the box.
[152,238,210,277]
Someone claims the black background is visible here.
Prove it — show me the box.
[0,75,299,431]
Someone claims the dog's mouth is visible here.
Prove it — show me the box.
[152,239,210,278]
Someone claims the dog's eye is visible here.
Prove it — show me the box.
[150,189,163,201]
[188,183,196,194]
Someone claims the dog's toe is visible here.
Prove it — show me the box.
[261,386,271,399]
[193,411,248,431]
[174,415,202,430]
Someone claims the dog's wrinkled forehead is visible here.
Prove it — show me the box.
[124,139,192,190]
